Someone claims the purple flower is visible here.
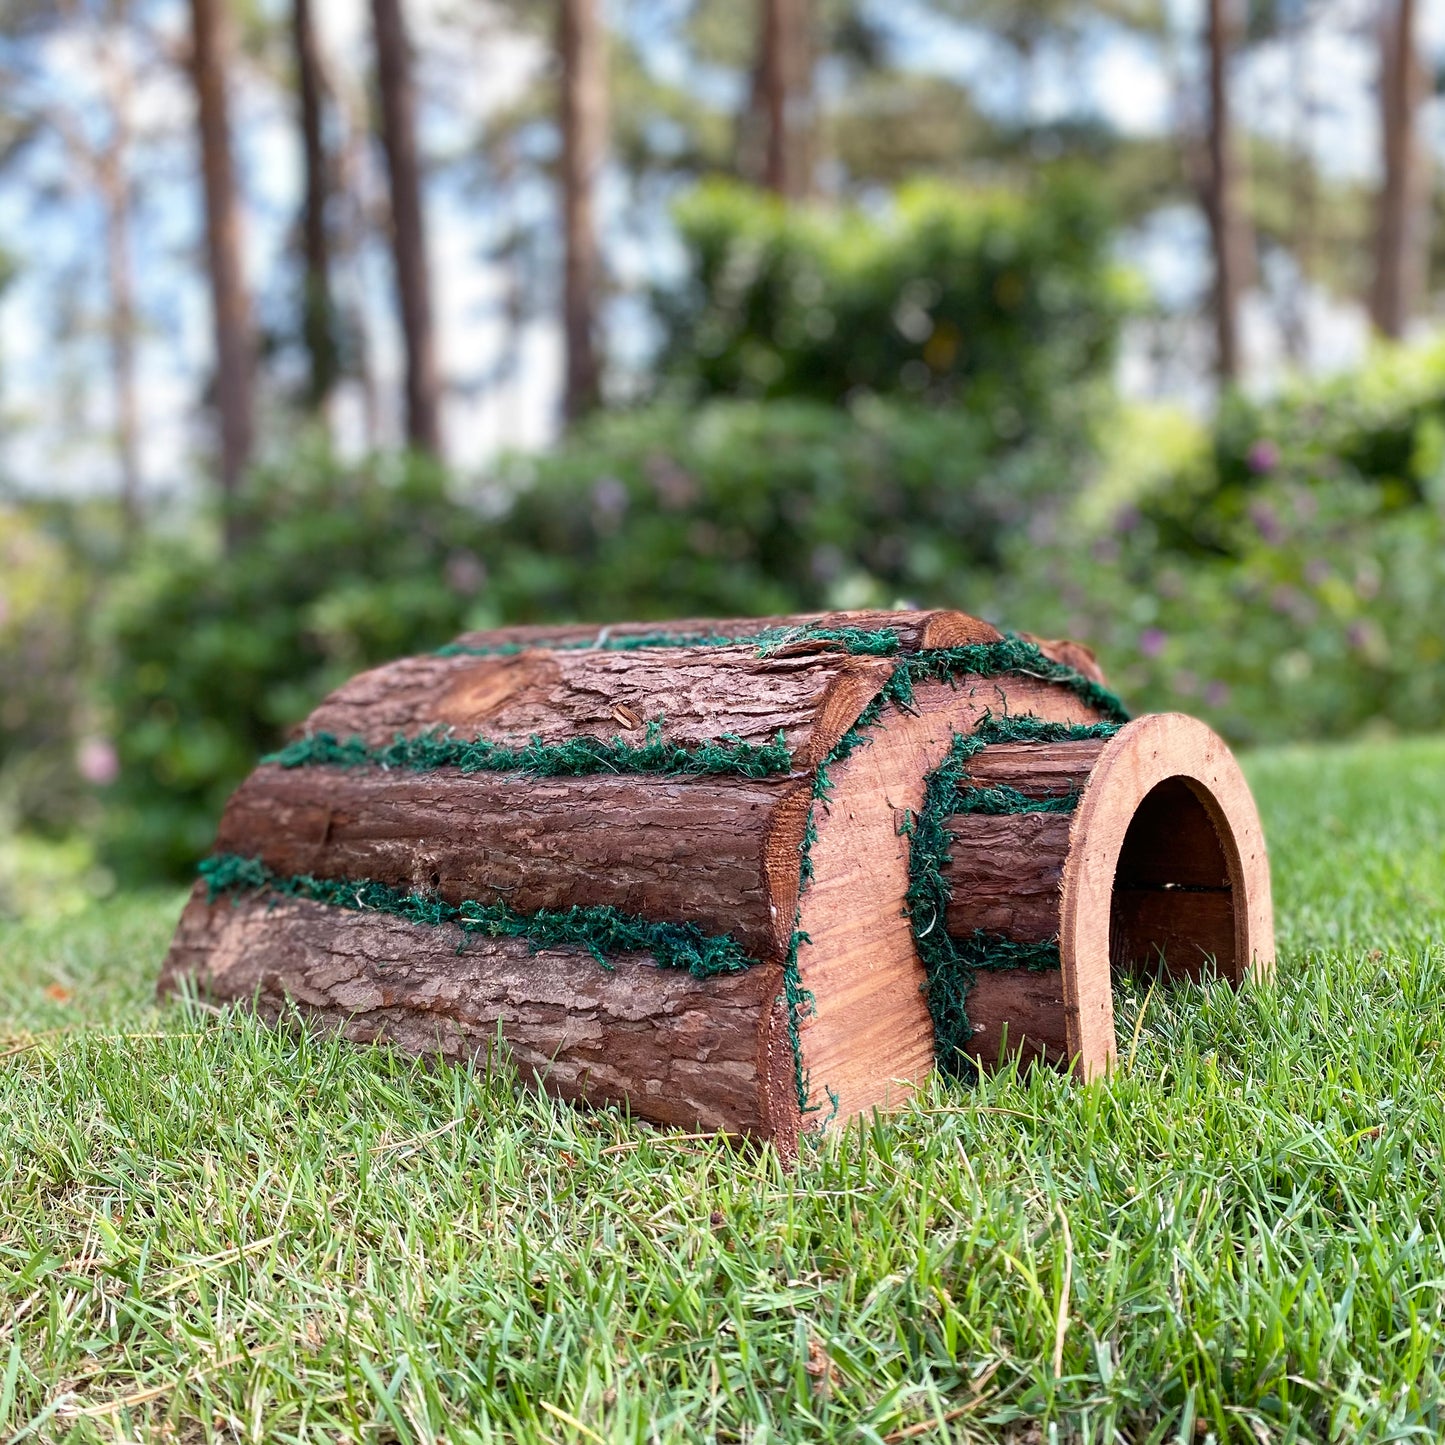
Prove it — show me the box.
[1249,501,1285,545]
[1204,681,1231,708]
[77,738,119,787]
[1139,627,1167,659]
[1303,558,1330,588]
[1247,439,1280,475]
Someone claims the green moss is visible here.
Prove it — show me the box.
[905,715,1124,1079]
[438,622,904,659]
[199,854,757,979]
[267,722,795,780]
[955,784,1081,815]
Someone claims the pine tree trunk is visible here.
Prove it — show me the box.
[189,0,255,545]
[293,0,338,413]
[100,7,141,536]
[559,0,606,423]
[760,0,812,200]
[370,0,441,455]
[1205,0,1244,383]
[1370,0,1430,338]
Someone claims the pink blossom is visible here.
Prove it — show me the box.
[1247,439,1280,475]
[77,738,119,787]
[1139,627,1167,658]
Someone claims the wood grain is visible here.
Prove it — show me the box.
[794,675,1103,1127]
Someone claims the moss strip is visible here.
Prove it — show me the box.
[438,622,904,659]
[199,854,757,979]
[905,715,1124,1080]
[267,721,795,780]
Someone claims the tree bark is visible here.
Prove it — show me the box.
[189,0,255,543]
[446,607,1002,657]
[100,2,141,537]
[1370,0,1430,339]
[213,764,813,960]
[162,889,792,1138]
[301,645,896,768]
[559,0,606,423]
[1204,0,1246,383]
[760,0,812,200]
[293,0,338,412]
[370,0,441,455]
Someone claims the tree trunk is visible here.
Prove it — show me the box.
[760,0,812,200]
[100,4,141,537]
[1370,0,1430,339]
[559,0,606,423]
[189,0,255,544]
[370,0,441,455]
[1204,0,1245,383]
[293,0,338,413]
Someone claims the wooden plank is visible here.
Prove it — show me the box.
[943,811,1072,942]
[961,967,1070,1071]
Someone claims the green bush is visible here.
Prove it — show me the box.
[655,177,1128,441]
[1145,340,1445,555]
[99,448,494,882]
[486,398,1085,622]
[989,414,1445,746]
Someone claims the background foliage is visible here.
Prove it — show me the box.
[6,184,1445,890]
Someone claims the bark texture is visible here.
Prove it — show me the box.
[100,14,141,535]
[301,646,895,769]
[447,608,1002,656]
[559,0,607,423]
[215,765,812,959]
[1204,0,1247,382]
[760,0,812,199]
[1370,0,1431,338]
[189,0,254,536]
[371,0,441,454]
[162,888,792,1140]
[294,0,338,409]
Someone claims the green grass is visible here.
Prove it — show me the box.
[3,737,1445,1443]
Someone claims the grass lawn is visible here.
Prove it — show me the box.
[3,738,1445,1443]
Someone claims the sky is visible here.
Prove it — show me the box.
[0,0,1440,506]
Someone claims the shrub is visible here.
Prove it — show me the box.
[486,398,1086,622]
[99,448,494,882]
[655,177,1128,442]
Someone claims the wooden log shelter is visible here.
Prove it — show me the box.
[161,609,1274,1156]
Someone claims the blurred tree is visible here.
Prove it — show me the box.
[1370,0,1431,337]
[559,0,607,421]
[1204,0,1248,380]
[188,0,255,544]
[291,0,338,414]
[0,0,150,534]
[759,0,813,198]
[371,0,441,455]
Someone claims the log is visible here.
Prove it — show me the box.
[164,889,792,1135]
[940,714,1273,1076]
[213,764,811,960]
[159,609,1270,1154]
[301,644,895,767]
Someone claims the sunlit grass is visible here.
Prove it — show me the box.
[2,738,1444,1442]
